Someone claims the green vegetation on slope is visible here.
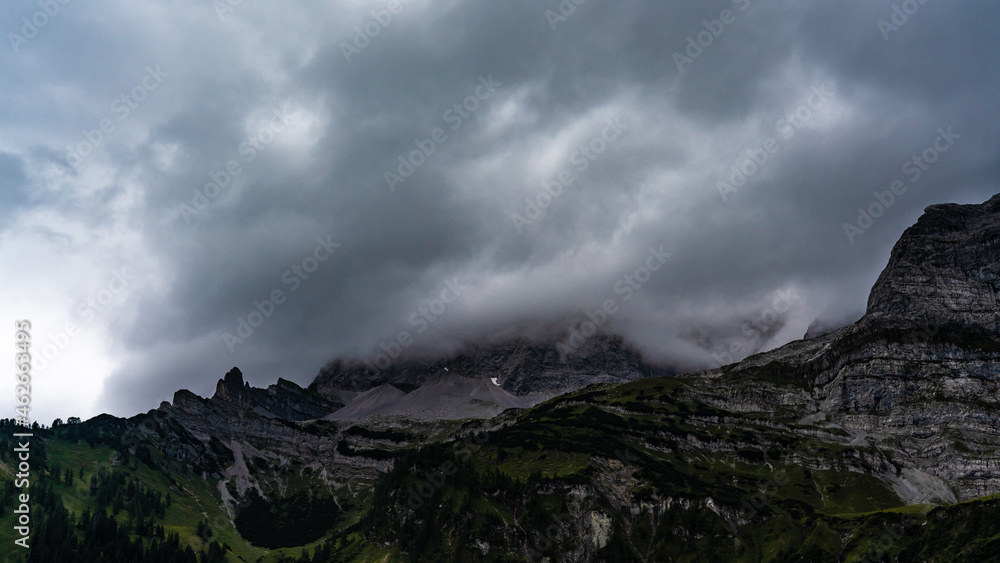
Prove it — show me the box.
[4,368,1000,562]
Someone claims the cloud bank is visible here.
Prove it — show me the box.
[1,0,997,421]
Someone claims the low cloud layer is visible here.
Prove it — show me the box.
[2,0,998,422]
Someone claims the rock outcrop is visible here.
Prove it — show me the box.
[866,194,1000,333]
[211,367,343,421]
[688,193,1000,500]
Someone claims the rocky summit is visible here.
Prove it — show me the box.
[688,193,1000,500]
[866,193,1000,333]
[7,193,1000,562]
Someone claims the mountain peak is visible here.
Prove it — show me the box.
[214,367,249,403]
[224,367,244,386]
[866,193,1000,332]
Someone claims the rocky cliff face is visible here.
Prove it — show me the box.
[130,367,435,527]
[209,367,345,421]
[866,194,1000,334]
[348,196,1000,561]
[113,194,1000,560]
[126,337,673,526]
[686,194,1000,501]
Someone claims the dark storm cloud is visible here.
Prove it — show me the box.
[2,0,997,416]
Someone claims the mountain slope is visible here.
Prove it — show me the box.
[684,194,1000,501]
[352,193,1000,560]
[328,384,408,419]
[4,194,1000,562]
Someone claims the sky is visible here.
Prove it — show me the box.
[1,0,998,424]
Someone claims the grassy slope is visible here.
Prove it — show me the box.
[0,430,372,563]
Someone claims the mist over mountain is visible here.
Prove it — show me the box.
[5,0,1000,560]
[4,192,998,561]
[5,1,1000,425]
